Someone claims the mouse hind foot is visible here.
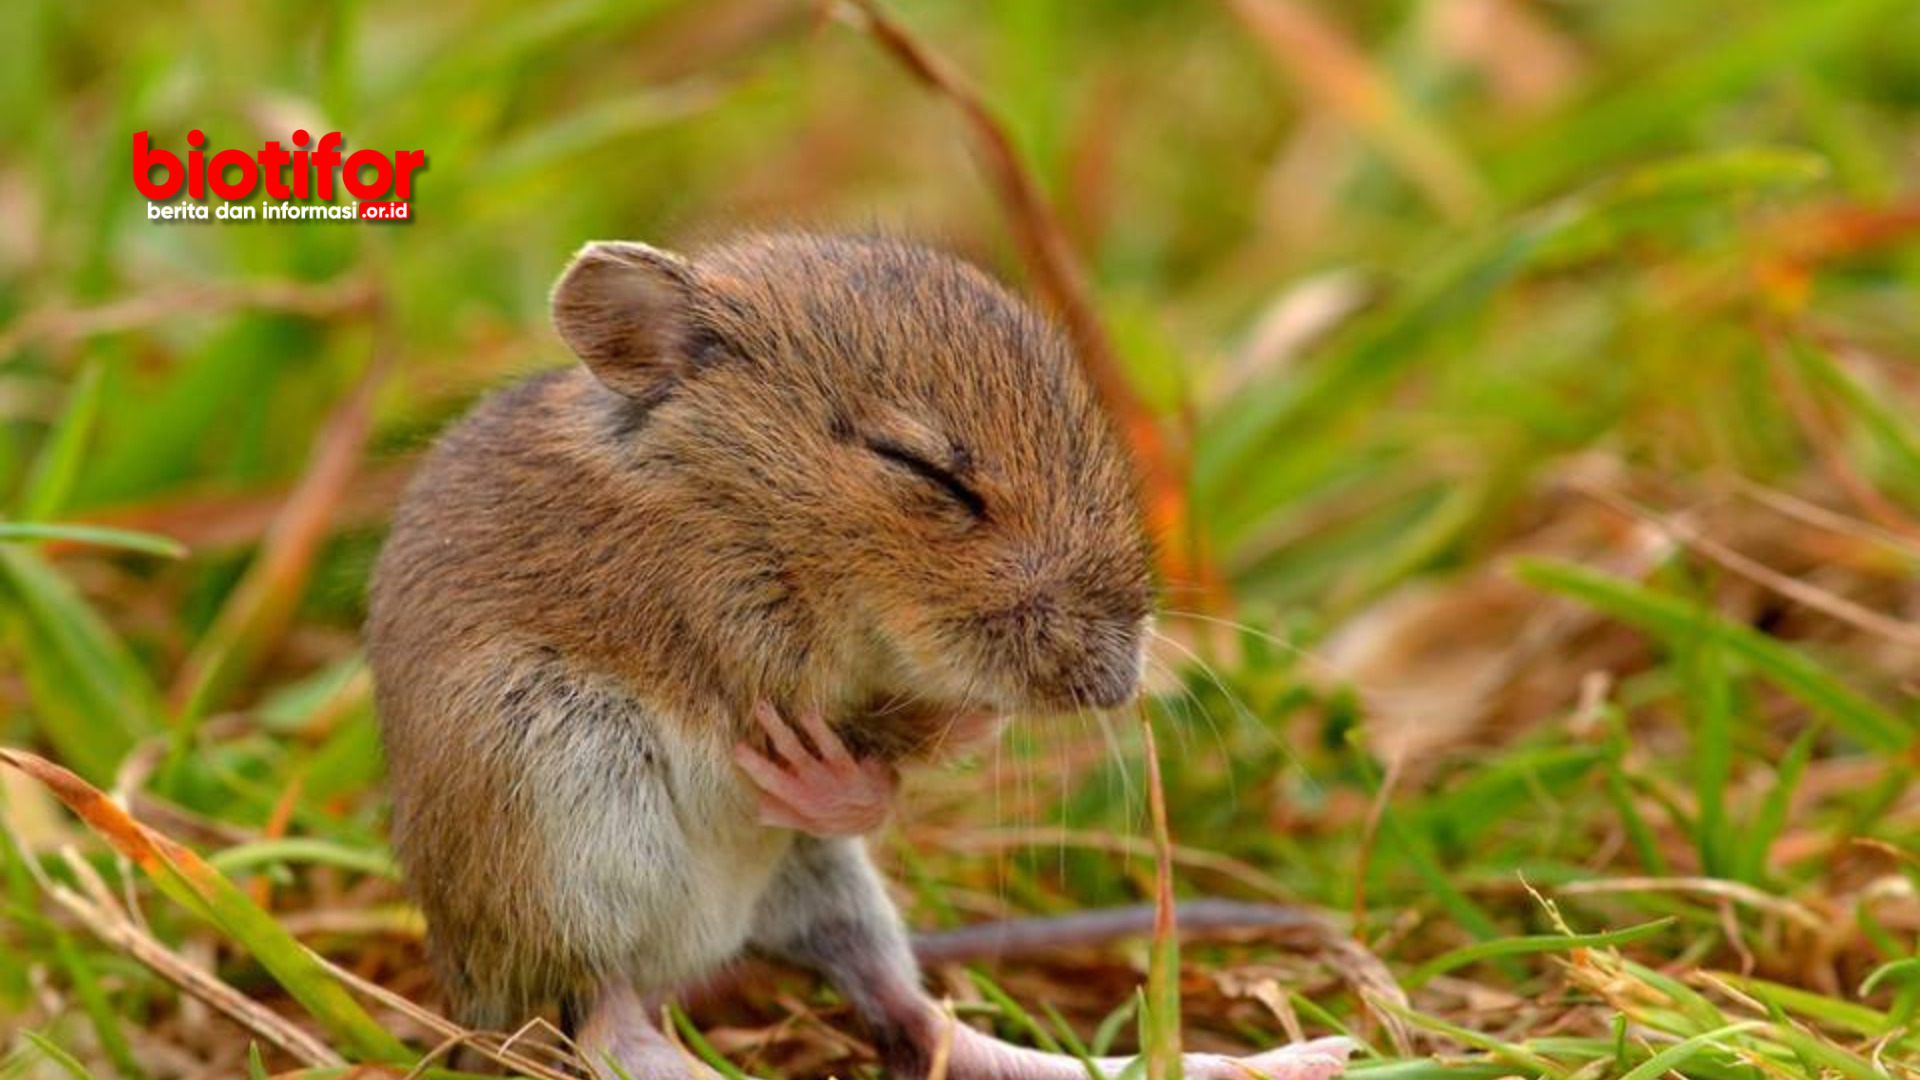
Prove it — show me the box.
[1164,1037,1356,1080]
[571,980,760,1080]
[924,1009,1353,1080]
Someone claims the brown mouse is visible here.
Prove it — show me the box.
[367,232,1350,1079]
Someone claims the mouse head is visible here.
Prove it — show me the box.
[551,233,1154,716]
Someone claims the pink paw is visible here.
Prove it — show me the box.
[734,702,898,836]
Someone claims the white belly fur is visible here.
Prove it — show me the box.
[525,693,790,991]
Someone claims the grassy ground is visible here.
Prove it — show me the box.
[2,1,1919,1077]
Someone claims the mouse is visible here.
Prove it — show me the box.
[366,232,1352,1080]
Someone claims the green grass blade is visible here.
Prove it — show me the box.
[1359,741,1505,945]
[665,1001,750,1080]
[206,838,398,880]
[1719,973,1907,1042]
[1371,997,1569,1078]
[1860,957,1920,998]
[1405,918,1676,988]
[1760,1024,1888,1080]
[49,931,145,1080]
[1088,996,1137,1058]
[1739,723,1818,884]
[0,547,159,780]
[18,360,103,521]
[1785,335,1920,488]
[0,749,412,1064]
[16,1033,98,1080]
[1514,559,1910,751]
[970,971,1071,1057]
[1489,0,1895,199]
[1620,959,1731,1031]
[1615,1022,1760,1080]
[1604,721,1672,877]
[1038,1000,1100,1072]
[0,521,186,559]
[1199,147,1829,533]
[1284,992,1368,1056]
[1683,634,1737,878]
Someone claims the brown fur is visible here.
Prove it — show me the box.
[367,233,1153,1036]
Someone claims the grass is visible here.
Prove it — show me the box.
[2,0,1919,1077]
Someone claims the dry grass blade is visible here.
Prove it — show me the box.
[1762,329,1920,541]
[1728,475,1920,560]
[31,852,344,1068]
[1341,969,1414,1056]
[169,301,397,718]
[829,0,1199,589]
[1221,0,1487,222]
[0,746,411,1063]
[314,959,577,1080]
[49,462,412,557]
[1138,706,1182,1080]
[908,825,1299,901]
[1760,200,1920,281]
[0,277,377,360]
[1352,753,1402,937]
[10,3,1920,1076]
[1559,877,1826,932]
[1576,482,1920,651]
[926,1000,957,1080]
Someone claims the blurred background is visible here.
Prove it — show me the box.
[2,1,1917,1077]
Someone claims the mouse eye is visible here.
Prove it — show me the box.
[867,440,986,519]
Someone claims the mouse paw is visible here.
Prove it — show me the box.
[734,701,898,836]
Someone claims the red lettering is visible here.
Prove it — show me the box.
[187,129,206,199]
[291,129,311,199]
[208,148,258,199]
[344,148,391,199]
[313,132,344,199]
[136,129,422,207]
[393,150,426,198]
[133,131,183,199]
[259,141,292,199]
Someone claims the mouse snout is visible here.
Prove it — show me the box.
[1070,615,1148,709]
[951,591,1149,713]
[993,551,1153,712]
[934,541,1155,714]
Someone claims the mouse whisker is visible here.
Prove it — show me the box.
[1151,625,1334,808]
[1149,626,1275,764]
[1158,607,1352,684]
[869,689,916,718]
[1143,648,1242,807]
[1091,708,1135,820]
[1164,606,1477,713]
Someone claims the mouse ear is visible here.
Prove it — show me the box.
[551,241,704,400]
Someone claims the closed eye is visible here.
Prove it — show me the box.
[867,440,986,519]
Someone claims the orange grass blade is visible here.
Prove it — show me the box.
[835,0,1206,596]
[170,317,394,721]
[0,747,413,1065]
[1222,0,1488,223]
[1138,705,1182,1080]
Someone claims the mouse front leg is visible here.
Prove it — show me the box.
[750,837,1353,1080]
[733,701,898,835]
